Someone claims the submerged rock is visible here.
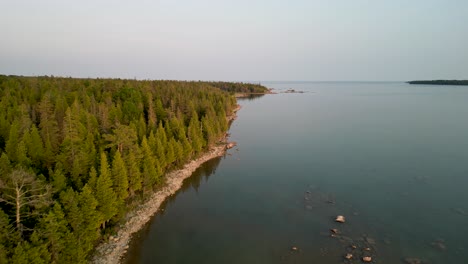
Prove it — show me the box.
[431,239,446,251]
[291,246,298,251]
[451,207,468,216]
[404,257,423,264]
[362,256,372,262]
[335,215,346,223]
[345,253,353,260]
[365,237,376,245]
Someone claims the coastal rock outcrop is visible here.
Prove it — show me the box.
[335,215,345,223]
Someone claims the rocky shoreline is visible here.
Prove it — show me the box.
[91,105,241,264]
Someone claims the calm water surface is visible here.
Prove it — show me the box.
[124,82,468,264]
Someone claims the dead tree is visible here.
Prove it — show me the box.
[0,168,51,235]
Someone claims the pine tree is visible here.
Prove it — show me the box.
[95,152,117,228]
[60,186,101,262]
[141,138,162,193]
[146,92,157,130]
[5,121,20,162]
[165,138,176,165]
[0,208,13,264]
[103,124,137,154]
[16,140,31,168]
[26,125,44,168]
[37,94,60,154]
[87,166,98,191]
[58,103,88,186]
[188,112,204,154]
[155,137,167,168]
[111,151,128,200]
[173,139,184,165]
[76,185,102,255]
[37,203,69,263]
[126,149,141,197]
[0,152,11,177]
[50,163,66,195]
[202,116,216,145]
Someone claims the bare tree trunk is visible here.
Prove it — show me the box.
[16,187,21,231]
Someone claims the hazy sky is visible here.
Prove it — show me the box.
[1,0,467,81]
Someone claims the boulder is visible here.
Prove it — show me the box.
[226,142,237,149]
[362,256,372,262]
[335,215,345,223]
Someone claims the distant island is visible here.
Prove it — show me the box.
[408,80,468,85]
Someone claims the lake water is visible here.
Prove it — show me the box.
[124,82,468,264]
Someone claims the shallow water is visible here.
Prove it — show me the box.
[124,82,468,264]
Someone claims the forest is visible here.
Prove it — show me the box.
[0,75,268,263]
[408,80,468,85]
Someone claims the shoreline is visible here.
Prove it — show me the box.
[235,90,276,98]
[90,105,241,264]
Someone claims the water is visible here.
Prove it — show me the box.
[124,82,468,264]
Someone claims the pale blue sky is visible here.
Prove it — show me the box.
[1,0,467,81]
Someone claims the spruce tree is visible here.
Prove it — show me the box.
[26,125,45,168]
[37,203,69,263]
[141,138,162,193]
[126,149,142,197]
[111,151,129,200]
[95,152,117,229]
[5,121,20,163]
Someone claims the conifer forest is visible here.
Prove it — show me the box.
[0,75,268,263]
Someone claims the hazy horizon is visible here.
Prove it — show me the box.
[1,0,467,81]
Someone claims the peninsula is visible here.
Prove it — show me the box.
[0,75,268,264]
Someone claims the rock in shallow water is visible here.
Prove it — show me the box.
[404,257,423,264]
[362,256,372,262]
[431,239,446,251]
[365,237,376,245]
[335,215,345,223]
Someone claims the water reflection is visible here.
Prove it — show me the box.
[236,93,266,101]
[174,157,223,195]
[123,157,224,264]
[126,82,468,264]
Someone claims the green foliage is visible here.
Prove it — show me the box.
[111,151,129,201]
[126,149,142,197]
[0,75,265,262]
[95,152,117,228]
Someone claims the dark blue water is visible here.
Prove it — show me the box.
[125,82,468,264]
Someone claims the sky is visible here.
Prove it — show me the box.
[0,0,467,81]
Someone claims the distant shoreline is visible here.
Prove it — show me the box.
[235,90,276,98]
[408,80,468,86]
[91,105,242,264]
